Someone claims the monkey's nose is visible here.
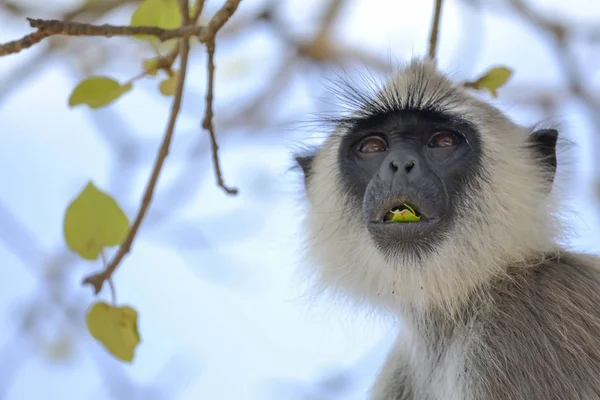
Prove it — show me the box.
[403,160,416,173]
[380,154,423,186]
[389,159,417,173]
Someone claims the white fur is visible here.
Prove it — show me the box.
[299,58,565,318]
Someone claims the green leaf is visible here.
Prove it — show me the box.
[68,77,132,109]
[63,181,129,261]
[468,66,513,98]
[86,301,141,363]
[131,0,182,40]
[158,71,178,96]
[384,204,421,223]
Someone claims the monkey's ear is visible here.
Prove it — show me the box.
[295,154,315,184]
[528,128,558,187]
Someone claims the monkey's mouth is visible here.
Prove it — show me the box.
[381,203,422,223]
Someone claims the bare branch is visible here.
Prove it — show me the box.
[82,34,193,295]
[203,39,238,195]
[205,0,242,35]
[427,0,444,61]
[180,0,191,24]
[317,0,345,38]
[192,0,207,22]
[0,30,53,57]
[198,0,242,195]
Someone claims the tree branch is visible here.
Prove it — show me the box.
[0,0,242,58]
[205,0,242,34]
[0,18,205,56]
[82,33,193,296]
[200,0,242,195]
[0,29,53,56]
[0,0,243,292]
[79,0,242,294]
[427,0,444,61]
[192,0,207,22]
[203,38,238,195]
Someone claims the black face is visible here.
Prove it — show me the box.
[337,109,483,256]
[295,108,559,258]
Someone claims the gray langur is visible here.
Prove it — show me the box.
[295,58,600,400]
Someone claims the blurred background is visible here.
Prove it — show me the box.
[1,0,600,399]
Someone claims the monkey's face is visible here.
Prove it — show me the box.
[336,109,482,256]
[295,59,563,310]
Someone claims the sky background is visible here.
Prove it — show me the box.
[1,0,600,399]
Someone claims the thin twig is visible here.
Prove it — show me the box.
[205,0,242,35]
[82,35,193,295]
[318,0,344,37]
[199,0,242,195]
[203,39,238,195]
[100,250,117,304]
[107,279,116,305]
[180,0,191,24]
[192,0,207,23]
[427,0,444,61]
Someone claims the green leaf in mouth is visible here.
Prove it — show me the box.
[383,204,421,223]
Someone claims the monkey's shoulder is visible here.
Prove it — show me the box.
[470,251,600,399]
[488,251,600,311]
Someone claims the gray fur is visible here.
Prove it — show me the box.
[296,58,600,399]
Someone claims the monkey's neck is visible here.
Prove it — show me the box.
[400,251,564,333]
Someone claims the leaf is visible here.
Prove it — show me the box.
[159,71,178,96]
[63,181,129,261]
[86,301,141,363]
[142,58,160,76]
[69,77,132,109]
[131,0,182,40]
[384,204,421,223]
[467,66,513,98]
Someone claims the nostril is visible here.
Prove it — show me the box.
[405,160,416,173]
[389,160,399,172]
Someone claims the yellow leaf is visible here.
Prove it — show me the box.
[86,301,141,363]
[68,77,132,109]
[159,71,178,96]
[468,66,513,98]
[131,0,182,40]
[63,181,129,261]
[142,58,160,76]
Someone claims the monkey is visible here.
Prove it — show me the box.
[294,58,600,400]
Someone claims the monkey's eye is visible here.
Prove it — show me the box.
[428,131,459,148]
[358,136,388,153]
